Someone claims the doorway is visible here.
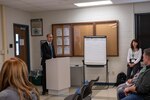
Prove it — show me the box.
[13,24,30,71]
[135,13,150,50]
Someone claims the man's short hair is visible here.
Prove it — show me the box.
[46,33,52,37]
[144,48,150,57]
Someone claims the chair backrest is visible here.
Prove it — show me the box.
[72,93,82,100]
[81,76,99,98]
[64,76,99,100]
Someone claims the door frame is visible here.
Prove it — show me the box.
[13,23,30,72]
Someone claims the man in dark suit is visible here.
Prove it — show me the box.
[41,33,55,95]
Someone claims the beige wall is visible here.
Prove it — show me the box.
[31,4,135,82]
[5,6,31,57]
[30,2,150,82]
[1,2,150,82]
[0,6,32,69]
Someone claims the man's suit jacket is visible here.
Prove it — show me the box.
[41,42,55,65]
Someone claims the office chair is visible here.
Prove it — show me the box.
[64,76,99,100]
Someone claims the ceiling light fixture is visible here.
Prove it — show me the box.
[74,0,113,7]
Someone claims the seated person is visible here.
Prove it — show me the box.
[0,57,39,100]
[117,66,146,100]
[121,48,150,100]
[126,39,142,79]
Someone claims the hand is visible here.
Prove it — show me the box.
[128,63,135,67]
[124,87,129,96]
[131,63,135,67]
[127,79,132,84]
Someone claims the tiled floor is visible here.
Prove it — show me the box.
[38,86,117,100]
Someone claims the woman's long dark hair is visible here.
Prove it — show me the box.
[130,39,140,50]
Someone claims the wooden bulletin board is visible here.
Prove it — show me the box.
[73,24,93,56]
[96,21,118,56]
[52,20,118,57]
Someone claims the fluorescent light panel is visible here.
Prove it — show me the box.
[74,0,113,7]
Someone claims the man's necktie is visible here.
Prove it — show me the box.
[49,44,53,58]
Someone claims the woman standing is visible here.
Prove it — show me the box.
[0,57,39,100]
[127,39,142,79]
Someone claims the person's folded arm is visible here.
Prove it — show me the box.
[128,85,136,92]
[134,48,142,64]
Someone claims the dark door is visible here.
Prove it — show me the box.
[135,13,150,50]
[13,24,30,71]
